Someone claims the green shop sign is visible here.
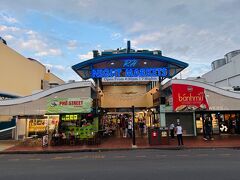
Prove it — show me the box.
[46,97,92,114]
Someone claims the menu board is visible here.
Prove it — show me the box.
[61,114,80,121]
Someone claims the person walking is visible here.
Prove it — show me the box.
[139,120,145,138]
[175,122,184,146]
[127,119,133,138]
[169,122,175,139]
[204,117,214,140]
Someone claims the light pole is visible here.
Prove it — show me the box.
[159,77,166,127]
[132,105,136,147]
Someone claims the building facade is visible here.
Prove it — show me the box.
[201,50,240,89]
[0,41,65,98]
[1,40,240,143]
[0,39,65,139]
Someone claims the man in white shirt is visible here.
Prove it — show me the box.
[175,122,184,146]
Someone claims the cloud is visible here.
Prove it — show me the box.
[35,48,62,57]
[131,24,238,64]
[7,28,63,57]
[128,22,147,33]
[44,63,66,71]
[0,25,20,32]
[0,0,240,79]
[111,32,121,40]
[0,13,18,23]
[2,34,14,40]
[78,51,93,60]
[67,40,78,50]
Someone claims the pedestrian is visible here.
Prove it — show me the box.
[127,119,133,138]
[175,122,184,146]
[139,120,145,138]
[123,118,128,138]
[169,122,175,139]
[204,117,214,140]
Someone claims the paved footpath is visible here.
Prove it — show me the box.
[1,135,240,154]
[0,140,18,152]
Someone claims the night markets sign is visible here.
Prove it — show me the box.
[91,67,168,79]
[46,98,92,114]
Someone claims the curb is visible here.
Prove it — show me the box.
[1,146,240,154]
[0,147,180,154]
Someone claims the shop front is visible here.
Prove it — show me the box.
[0,81,97,142]
[72,41,189,143]
[163,83,210,136]
[24,115,59,138]
[100,108,155,138]
[164,79,240,137]
[195,111,240,135]
[46,97,100,145]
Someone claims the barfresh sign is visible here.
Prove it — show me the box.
[46,98,92,114]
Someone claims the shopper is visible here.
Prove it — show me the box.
[204,117,214,140]
[139,120,145,138]
[122,118,127,138]
[169,122,175,139]
[175,122,184,146]
[127,119,133,138]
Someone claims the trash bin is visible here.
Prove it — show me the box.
[159,127,169,145]
[148,127,161,145]
[148,127,170,145]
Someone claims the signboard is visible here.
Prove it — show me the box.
[61,114,80,121]
[102,76,159,82]
[28,119,47,133]
[172,84,209,111]
[46,98,92,114]
[91,67,168,78]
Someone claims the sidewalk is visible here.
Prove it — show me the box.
[0,140,19,152]
[1,135,240,154]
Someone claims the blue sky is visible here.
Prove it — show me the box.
[1,0,240,82]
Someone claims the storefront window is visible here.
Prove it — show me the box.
[27,115,59,138]
[211,114,219,134]
[28,118,47,137]
[196,114,203,134]
[59,114,97,139]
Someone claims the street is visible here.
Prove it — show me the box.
[1,149,240,180]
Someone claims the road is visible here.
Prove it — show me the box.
[1,149,240,180]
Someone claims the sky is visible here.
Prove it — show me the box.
[0,0,240,82]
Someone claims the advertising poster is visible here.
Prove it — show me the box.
[172,84,209,111]
[46,97,93,114]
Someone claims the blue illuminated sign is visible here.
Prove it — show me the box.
[123,59,138,67]
[91,67,168,78]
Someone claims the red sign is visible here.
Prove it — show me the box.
[172,84,209,111]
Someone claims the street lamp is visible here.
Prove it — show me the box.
[132,105,136,147]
